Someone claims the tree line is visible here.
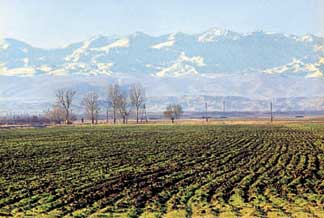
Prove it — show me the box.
[47,83,184,125]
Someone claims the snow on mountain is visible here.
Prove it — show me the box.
[94,38,129,52]
[178,52,205,67]
[0,67,36,76]
[64,35,119,62]
[151,40,175,49]
[298,35,315,42]
[155,62,199,78]
[198,27,241,42]
[0,39,9,50]
[263,59,303,74]
[155,53,205,77]
[306,71,323,78]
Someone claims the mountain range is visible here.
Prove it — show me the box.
[0,28,324,114]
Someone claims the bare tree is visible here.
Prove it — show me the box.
[164,106,174,123]
[108,84,121,124]
[116,91,131,124]
[55,89,76,124]
[164,104,184,123]
[129,83,145,124]
[82,92,100,124]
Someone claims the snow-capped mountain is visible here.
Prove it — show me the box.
[0,28,323,78]
[0,28,324,113]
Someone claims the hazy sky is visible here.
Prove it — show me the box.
[0,0,322,48]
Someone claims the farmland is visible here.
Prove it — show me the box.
[1,124,324,218]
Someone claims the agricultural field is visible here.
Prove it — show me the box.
[1,124,324,218]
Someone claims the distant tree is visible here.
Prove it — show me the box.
[129,83,145,124]
[164,104,184,123]
[55,89,76,124]
[116,91,131,124]
[164,106,174,123]
[46,105,65,124]
[173,104,184,119]
[82,92,100,124]
[108,84,121,124]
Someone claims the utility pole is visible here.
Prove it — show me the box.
[106,107,109,123]
[205,102,208,122]
[143,104,148,123]
[270,101,273,123]
[223,100,226,114]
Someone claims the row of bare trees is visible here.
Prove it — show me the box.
[48,83,147,124]
[108,83,145,124]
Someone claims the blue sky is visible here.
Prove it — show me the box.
[0,0,322,48]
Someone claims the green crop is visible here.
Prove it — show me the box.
[0,125,324,217]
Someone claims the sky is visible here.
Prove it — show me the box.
[0,0,322,48]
